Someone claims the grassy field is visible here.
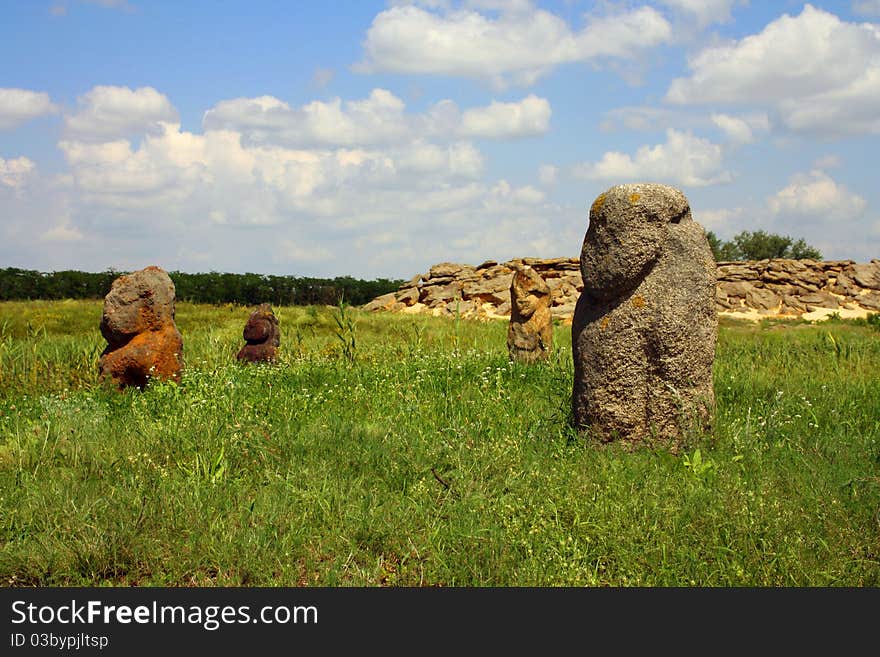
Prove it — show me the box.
[0,299,878,586]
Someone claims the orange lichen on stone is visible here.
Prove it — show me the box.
[632,294,646,309]
[99,326,183,389]
[600,316,610,330]
[590,193,607,215]
[629,193,641,204]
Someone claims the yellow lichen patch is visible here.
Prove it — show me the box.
[590,193,607,215]
[632,295,646,309]
[600,316,610,330]
[629,193,641,204]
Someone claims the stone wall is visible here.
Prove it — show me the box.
[362,258,880,323]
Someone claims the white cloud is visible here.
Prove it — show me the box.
[203,89,550,146]
[64,86,179,141]
[0,156,36,188]
[204,90,410,147]
[355,4,671,87]
[768,170,867,220]
[41,221,84,242]
[665,5,880,135]
[710,112,769,144]
[602,106,770,141]
[38,102,573,277]
[459,95,550,138]
[56,117,492,219]
[693,206,745,233]
[0,89,59,130]
[573,129,731,188]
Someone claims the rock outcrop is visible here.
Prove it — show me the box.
[98,266,184,389]
[571,183,717,449]
[236,303,280,363]
[363,258,880,323]
[507,265,553,363]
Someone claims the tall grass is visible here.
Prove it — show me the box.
[0,301,877,586]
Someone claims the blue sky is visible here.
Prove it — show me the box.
[1,0,879,279]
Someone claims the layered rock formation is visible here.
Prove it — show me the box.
[363,258,880,323]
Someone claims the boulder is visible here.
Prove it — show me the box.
[98,266,183,389]
[850,262,880,290]
[361,292,397,312]
[507,265,553,363]
[571,184,717,450]
[746,286,781,311]
[237,303,281,363]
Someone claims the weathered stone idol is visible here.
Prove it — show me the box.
[507,265,553,363]
[571,183,717,449]
[236,303,280,363]
[98,266,184,389]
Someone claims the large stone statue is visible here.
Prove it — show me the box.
[571,183,717,450]
[98,266,184,389]
[507,265,553,363]
[236,303,280,363]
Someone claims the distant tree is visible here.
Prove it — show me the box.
[788,238,823,260]
[705,229,822,262]
[705,231,739,262]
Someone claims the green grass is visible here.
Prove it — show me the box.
[0,300,878,586]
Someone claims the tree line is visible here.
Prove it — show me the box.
[705,230,822,262]
[0,230,825,304]
[0,268,405,307]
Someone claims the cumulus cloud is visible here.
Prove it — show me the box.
[665,4,880,135]
[693,206,746,233]
[768,170,867,220]
[203,89,550,146]
[56,117,493,220]
[41,221,84,242]
[42,103,570,277]
[64,85,179,141]
[573,129,731,188]
[0,156,37,188]
[601,105,770,142]
[355,3,672,87]
[459,95,550,138]
[0,89,59,130]
[710,112,770,144]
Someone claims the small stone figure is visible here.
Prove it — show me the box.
[236,303,280,363]
[571,183,717,450]
[98,266,184,389]
[507,265,553,363]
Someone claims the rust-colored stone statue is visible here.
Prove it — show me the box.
[236,303,280,363]
[98,266,184,389]
[507,265,553,363]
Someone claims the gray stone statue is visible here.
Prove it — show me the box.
[571,183,717,450]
